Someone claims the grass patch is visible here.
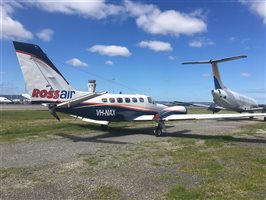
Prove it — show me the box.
[92,185,123,200]
[237,122,266,136]
[0,110,104,142]
[166,185,200,199]
[162,137,266,199]
[0,167,28,179]
[84,157,101,167]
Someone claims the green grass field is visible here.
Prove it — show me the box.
[0,110,93,142]
[0,109,155,142]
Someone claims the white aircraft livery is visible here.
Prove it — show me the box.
[182,56,265,113]
[0,97,12,104]
[13,42,266,136]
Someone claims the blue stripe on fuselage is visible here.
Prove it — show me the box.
[56,103,158,122]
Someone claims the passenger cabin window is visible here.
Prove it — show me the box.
[139,97,144,103]
[125,97,130,103]
[117,97,123,103]
[132,97,137,103]
[109,98,115,103]
[102,98,107,103]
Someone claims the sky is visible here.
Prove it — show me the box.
[1,0,265,103]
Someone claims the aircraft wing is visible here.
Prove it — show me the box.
[163,113,266,121]
[244,107,266,112]
[174,101,225,113]
[56,92,107,108]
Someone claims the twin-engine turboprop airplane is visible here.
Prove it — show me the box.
[182,56,265,113]
[13,41,266,137]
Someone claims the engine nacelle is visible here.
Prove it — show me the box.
[160,106,187,118]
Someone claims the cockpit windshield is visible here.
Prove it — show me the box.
[147,97,155,104]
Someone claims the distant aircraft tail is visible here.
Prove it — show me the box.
[13,41,84,103]
[182,55,247,89]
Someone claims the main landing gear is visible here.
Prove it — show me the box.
[154,124,163,137]
[154,121,166,137]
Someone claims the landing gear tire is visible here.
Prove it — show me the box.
[101,125,108,131]
[154,127,163,137]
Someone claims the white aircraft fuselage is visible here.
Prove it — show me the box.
[56,93,185,122]
[212,88,258,112]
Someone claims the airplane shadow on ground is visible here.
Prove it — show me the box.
[57,124,266,144]
[57,126,190,145]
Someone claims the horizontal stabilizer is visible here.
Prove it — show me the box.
[182,55,247,65]
[56,92,107,108]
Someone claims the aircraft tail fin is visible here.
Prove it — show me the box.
[182,55,247,90]
[13,41,80,103]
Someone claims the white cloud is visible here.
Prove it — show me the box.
[4,1,207,39]
[239,0,266,24]
[124,0,157,17]
[229,36,236,41]
[138,40,173,52]
[0,3,33,40]
[202,73,210,77]
[27,0,124,20]
[105,60,114,65]
[240,72,250,77]
[125,0,207,36]
[189,37,214,48]
[88,45,131,57]
[66,58,88,67]
[168,56,175,60]
[36,29,54,42]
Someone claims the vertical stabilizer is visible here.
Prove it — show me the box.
[212,63,224,89]
[13,41,76,102]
